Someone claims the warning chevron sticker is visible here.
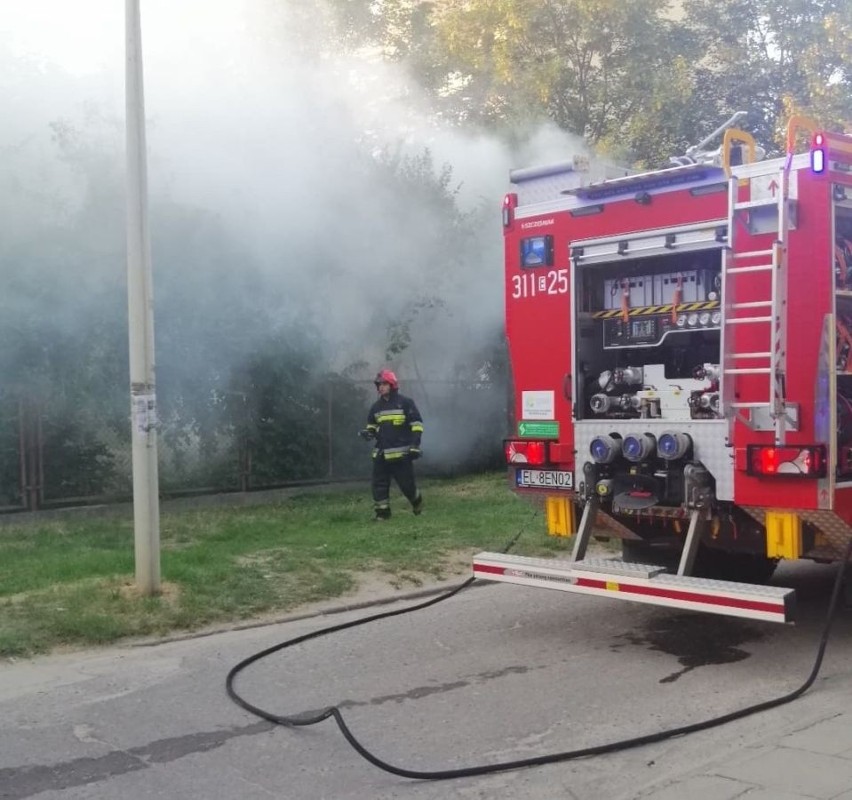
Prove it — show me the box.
[593,300,720,319]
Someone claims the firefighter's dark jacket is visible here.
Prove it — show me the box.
[366,390,424,460]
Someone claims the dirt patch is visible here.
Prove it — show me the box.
[285,565,466,617]
[234,551,282,567]
[117,580,181,603]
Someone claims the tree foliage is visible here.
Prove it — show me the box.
[322,0,852,165]
[685,0,852,153]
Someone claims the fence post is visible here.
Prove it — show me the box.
[17,399,26,509]
[18,398,41,511]
[327,378,334,478]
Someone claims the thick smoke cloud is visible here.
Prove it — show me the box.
[1,0,596,478]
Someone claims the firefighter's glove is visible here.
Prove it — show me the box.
[409,446,422,460]
[358,429,376,441]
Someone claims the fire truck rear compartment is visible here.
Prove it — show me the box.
[566,244,765,576]
[575,247,722,425]
[573,247,723,516]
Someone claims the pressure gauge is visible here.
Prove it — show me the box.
[687,313,699,327]
[711,311,722,325]
[676,314,687,328]
[698,311,711,326]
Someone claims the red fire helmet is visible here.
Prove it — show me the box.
[374,369,398,389]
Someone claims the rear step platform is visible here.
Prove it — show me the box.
[473,553,795,623]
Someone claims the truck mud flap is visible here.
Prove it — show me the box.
[472,552,795,624]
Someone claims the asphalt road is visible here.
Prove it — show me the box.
[2,560,852,800]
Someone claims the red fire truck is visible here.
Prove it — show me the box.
[474,115,852,623]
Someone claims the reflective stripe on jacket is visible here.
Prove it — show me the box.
[366,390,423,459]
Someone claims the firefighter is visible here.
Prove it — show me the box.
[359,369,424,520]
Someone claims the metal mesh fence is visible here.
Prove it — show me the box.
[0,378,506,511]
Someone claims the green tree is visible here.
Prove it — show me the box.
[322,0,852,164]
[685,0,852,152]
[319,1,701,165]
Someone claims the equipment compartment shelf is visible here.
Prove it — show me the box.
[837,292,852,374]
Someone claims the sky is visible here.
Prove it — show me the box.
[1,1,243,76]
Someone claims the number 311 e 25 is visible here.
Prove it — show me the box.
[510,268,568,299]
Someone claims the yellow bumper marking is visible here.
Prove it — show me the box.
[765,510,802,560]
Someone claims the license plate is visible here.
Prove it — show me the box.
[516,469,573,489]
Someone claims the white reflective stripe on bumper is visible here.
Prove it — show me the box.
[472,553,795,624]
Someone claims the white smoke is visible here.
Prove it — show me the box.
[0,0,597,470]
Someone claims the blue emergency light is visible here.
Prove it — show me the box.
[812,133,826,173]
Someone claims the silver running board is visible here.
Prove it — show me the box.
[473,553,795,624]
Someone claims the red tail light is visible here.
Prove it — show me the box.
[505,439,547,465]
[747,445,826,478]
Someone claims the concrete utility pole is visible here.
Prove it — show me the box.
[125,0,161,595]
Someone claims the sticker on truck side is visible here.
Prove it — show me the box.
[515,469,573,489]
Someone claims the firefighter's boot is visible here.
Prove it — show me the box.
[412,494,424,516]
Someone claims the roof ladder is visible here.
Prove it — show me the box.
[720,157,793,446]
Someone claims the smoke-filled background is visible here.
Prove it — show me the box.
[0,0,596,506]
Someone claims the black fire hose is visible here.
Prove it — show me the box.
[226,536,852,781]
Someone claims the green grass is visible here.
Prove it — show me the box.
[0,473,576,658]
